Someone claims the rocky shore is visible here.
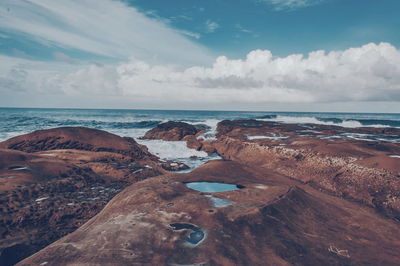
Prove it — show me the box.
[1,121,400,265]
[0,127,177,265]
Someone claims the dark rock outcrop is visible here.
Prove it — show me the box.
[0,127,152,159]
[142,121,200,141]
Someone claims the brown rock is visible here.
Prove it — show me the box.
[183,135,202,150]
[18,160,400,265]
[0,127,152,159]
[209,120,400,220]
[0,127,167,265]
[161,161,190,171]
[142,121,199,141]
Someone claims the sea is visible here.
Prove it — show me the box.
[1,108,399,170]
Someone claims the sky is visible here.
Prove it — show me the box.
[0,0,400,112]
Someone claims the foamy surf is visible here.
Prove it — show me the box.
[260,115,390,128]
[136,139,208,160]
[246,134,289,141]
[136,139,220,171]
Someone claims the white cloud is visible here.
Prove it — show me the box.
[0,0,212,66]
[175,29,201,39]
[205,20,220,33]
[260,0,325,10]
[235,24,253,34]
[2,42,400,109]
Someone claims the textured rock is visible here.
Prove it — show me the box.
[5,123,400,265]
[211,120,400,220]
[0,127,167,265]
[18,160,400,265]
[0,127,152,159]
[142,121,200,141]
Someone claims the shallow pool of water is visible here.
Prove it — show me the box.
[185,182,239,192]
[170,223,205,245]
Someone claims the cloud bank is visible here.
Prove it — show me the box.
[2,42,399,108]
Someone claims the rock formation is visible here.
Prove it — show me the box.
[141,121,201,141]
[3,122,400,265]
[0,127,152,159]
[18,160,400,265]
[0,127,168,265]
[212,120,400,220]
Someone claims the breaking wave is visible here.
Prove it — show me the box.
[260,115,400,128]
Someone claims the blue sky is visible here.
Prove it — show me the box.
[130,0,400,58]
[0,0,400,112]
[2,0,400,61]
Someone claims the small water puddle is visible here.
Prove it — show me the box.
[185,182,241,208]
[170,223,205,245]
[185,182,240,192]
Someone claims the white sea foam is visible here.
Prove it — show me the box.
[107,128,149,139]
[299,129,322,133]
[246,135,289,141]
[136,139,208,160]
[389,155,400,158]
[186,119,220,140]
[246,135,269,140]
[260,115,388,128]
[58,115,167,124]
[341,133,376,142]
[177,153,221,173]
[136,139,220,172]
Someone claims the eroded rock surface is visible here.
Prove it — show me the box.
[211,120,400,220]
[0,127,168,265]
[18,160,400,265]
[5,121,400,265]
[0,127,152,159]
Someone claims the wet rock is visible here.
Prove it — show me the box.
[183,135,203,150]
[161,161,190,171]
[142,121,199,141]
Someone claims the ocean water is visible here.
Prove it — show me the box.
[0,108,399,167]
[1,108,400,140]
